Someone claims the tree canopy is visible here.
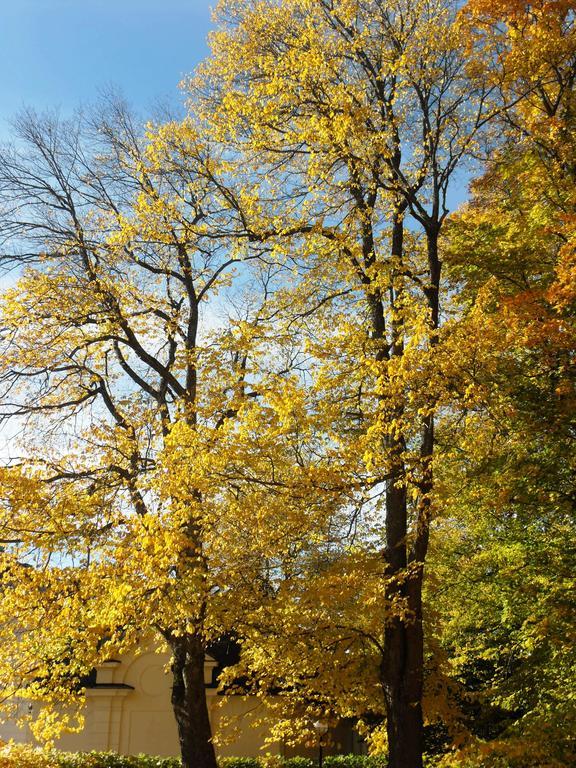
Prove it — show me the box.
[0,2,574,768]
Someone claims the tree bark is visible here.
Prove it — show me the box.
[170,634,218,768]
[381,471,426,768]
[378,221,440,768]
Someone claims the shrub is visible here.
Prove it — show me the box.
[277,759,314,768]
[0,747,182,768]
[220,759,262,768]
[325,758,387,768]
[0,743,55,768]
[0,746,391,768]
[57,753,181,768]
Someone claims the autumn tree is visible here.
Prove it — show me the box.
[420,2,576,763]
[1,4,572,768]
[427,178,576,766]
[192,0,496,764]
[0,102,334,768]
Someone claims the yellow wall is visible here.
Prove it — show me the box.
[0,647,283,758]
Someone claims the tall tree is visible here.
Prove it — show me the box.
[427,172,576,765]
[422,3,576,763]
[194,0,493,764]
[0,102,301,768]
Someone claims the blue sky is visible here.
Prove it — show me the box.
[0,0,214,136]
[0,0,471,204]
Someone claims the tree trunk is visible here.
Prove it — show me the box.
[381,483,425,768]
[378,221,439,768]
[170,634,218,768]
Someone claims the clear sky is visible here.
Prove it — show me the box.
[0,0,214,137]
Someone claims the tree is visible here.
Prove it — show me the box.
[193,0,494,764]
[426,203,576,766]
[0,102,305,768]
[2,3,572,766]
[421,3,576,763]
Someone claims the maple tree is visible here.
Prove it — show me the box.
[460,0,576,297]
[421,2,576,764]
[422,260,576,766]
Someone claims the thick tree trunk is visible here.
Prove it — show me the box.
[170,634,218,768]
[381,472,426,768]
[378,221,439,768]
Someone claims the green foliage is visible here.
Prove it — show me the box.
[56,751,181,768]
[0,746,182,768]
[429,7,576,756]
[269,760,313,768]
[220,759,262,768]
[226,758,387,768]
[324,757,387,768]
[0,749,392,768]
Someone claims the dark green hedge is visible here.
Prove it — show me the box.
[55,754,387,768]
[272,758,388,768]
[325,759,387,768]
[56,754,181,768]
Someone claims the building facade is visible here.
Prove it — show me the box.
[1,646,280,757]
[1,645,365,758]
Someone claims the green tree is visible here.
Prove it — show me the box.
[424,3,576,762]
